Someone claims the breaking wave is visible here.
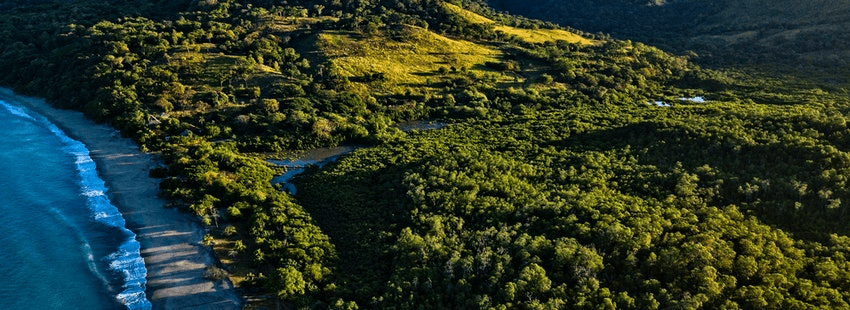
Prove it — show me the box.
[0,101,152,310]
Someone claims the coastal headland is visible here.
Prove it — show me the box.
[0,88,242,310]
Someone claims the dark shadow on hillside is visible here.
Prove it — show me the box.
[410,71,440,77]
[488,0,850,86]
[295,159,418,303]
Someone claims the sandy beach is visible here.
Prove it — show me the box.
[0,88,242,309]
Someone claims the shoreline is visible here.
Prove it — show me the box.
[0,88,242,309]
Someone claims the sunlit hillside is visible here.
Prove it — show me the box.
[443,2,594,45]
[314,27,506,93]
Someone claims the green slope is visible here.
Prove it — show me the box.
[1,0,849,309]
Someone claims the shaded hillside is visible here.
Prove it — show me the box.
[488,0,718,39]
[486,0,850,76]
[693,0,850,63]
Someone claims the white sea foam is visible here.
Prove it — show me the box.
[1,100,152,310]
[0,100,36,121]
[47,207,113,291]
[75,156,94,165]
[83,189,106,197]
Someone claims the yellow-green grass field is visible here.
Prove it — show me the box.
[314,28,515,93]
[442,2,595,45]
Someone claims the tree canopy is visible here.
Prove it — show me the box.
[1,0,849,308]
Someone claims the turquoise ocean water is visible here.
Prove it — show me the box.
[0,99,151,309]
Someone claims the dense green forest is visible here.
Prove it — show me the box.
[1,0,849,308]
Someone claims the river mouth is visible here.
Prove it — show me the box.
[268,146,358,195]
[268,120,448,194]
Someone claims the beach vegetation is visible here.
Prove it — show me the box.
[204,266,230,281]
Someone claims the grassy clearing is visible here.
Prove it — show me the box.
[315,28,510,92]
[300,4,595,95]
[168,44,286,88]
[442,1,496,25]
[442,2,594,45]
[261,16,337,33]
[494,25,593,45]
